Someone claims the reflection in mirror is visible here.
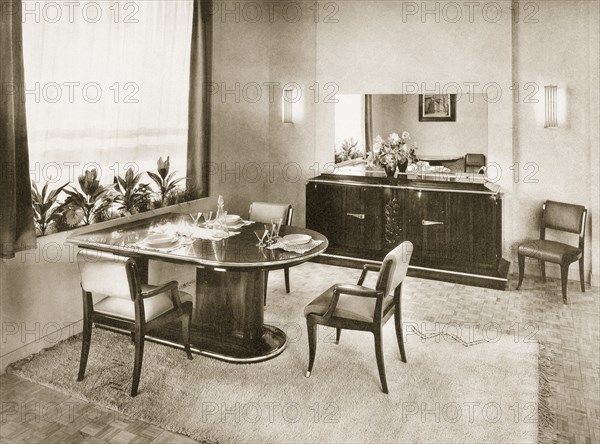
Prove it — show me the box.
[334,94,488,171]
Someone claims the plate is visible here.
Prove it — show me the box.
[144,233,178,248]
[282,234,312,245]
[225,214,242,226]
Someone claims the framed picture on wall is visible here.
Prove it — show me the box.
[419,94,456,122]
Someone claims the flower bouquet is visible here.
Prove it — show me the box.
[366,131,418,177]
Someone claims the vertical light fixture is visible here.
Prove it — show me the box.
[544,85,558,128]
[282,87,294,123]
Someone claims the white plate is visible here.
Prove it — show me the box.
[144,233,178,248]
[282,234,312,245]
[225,215,242,226]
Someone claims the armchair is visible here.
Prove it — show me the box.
[304,241,413,393]
[76,249,193,396]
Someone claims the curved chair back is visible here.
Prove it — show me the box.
[464,153,486,173]
[77,250,138,300]
[543,201,587,235]
[376,241,413,297]
[249,202,293,225]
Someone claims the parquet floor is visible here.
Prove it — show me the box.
[1,265,598,444]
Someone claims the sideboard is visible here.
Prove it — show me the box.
[306,172,509,289]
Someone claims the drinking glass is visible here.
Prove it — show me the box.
[254,229,268,247]
[190,212,202,226]
[270,217,283,242]
[202,211,213,227]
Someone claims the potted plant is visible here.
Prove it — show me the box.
[147,156,186,207]
[114,167,152,215]
[58,169,117,227]
[366,132,418,177]
[30,181,69,236]
[335,138,363,164]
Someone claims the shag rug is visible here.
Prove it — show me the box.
[8,265,553,443]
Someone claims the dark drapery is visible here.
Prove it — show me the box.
[364,94,373,153]
[186,0,212,198]
[1,0,36,259]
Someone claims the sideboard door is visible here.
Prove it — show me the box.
[306,182,382,255]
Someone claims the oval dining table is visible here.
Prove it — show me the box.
[67,213,329,363]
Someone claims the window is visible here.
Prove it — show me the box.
[23,0,193,187]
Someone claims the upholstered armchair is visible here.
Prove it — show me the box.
[304,241,413,394]
[76,249,193,396]
[516,201,587,304]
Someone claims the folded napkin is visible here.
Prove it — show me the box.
[227,219,255,230]
[189,227,240,241]
[268,239,324,254]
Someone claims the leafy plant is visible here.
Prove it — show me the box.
[31,181,69,236]
[147,156,185,205]
[113,168,152,215]
[60,169,117,227]
[335,138,363,164]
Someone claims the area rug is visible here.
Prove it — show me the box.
[8,266,552,443]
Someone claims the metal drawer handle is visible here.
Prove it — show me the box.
[347,213,366,220]
[422,219,444,226]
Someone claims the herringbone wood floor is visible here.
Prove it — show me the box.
[1,265,598,444]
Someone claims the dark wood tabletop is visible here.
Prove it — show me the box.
[67,212,329,271]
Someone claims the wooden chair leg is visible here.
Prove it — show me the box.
[540,260,546,282]
[306,319,318,377]
[131,321,145,397]
[374,329,388,394]
[516,254,525,290]
[263,270,269,306]
[181,303,193,360]
[77,320,92,382]
[335,328,341,344]
[284,267,290,294]
[77,292,93,382]
[560,265,569,304]
[579,257,585,292]
[394,310,407,363]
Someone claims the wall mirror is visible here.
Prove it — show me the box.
[334,94,489,166]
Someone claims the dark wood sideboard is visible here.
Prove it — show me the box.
[306,174,509,289]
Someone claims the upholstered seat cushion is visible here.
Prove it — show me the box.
[304,285,394,323]
[94,285,192,322]
[518,240,581,265]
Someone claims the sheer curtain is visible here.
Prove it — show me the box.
[22,0,194,187]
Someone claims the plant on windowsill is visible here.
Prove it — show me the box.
[113,167,153,215]
[58,169,118,227]
[365,131,418,177]
[335,137,363,164]
[147,156,186,207]
[30,180,69,236]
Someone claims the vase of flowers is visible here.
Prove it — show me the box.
[366,131,418,177]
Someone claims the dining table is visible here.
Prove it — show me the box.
[67,212,328,363]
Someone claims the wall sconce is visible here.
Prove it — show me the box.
[544,85,558,128]
[282,88,294,123]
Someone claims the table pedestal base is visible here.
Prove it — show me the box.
[95,321,287,363]
[94,265,287,363]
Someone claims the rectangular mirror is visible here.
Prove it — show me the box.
[334,94,489,168]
